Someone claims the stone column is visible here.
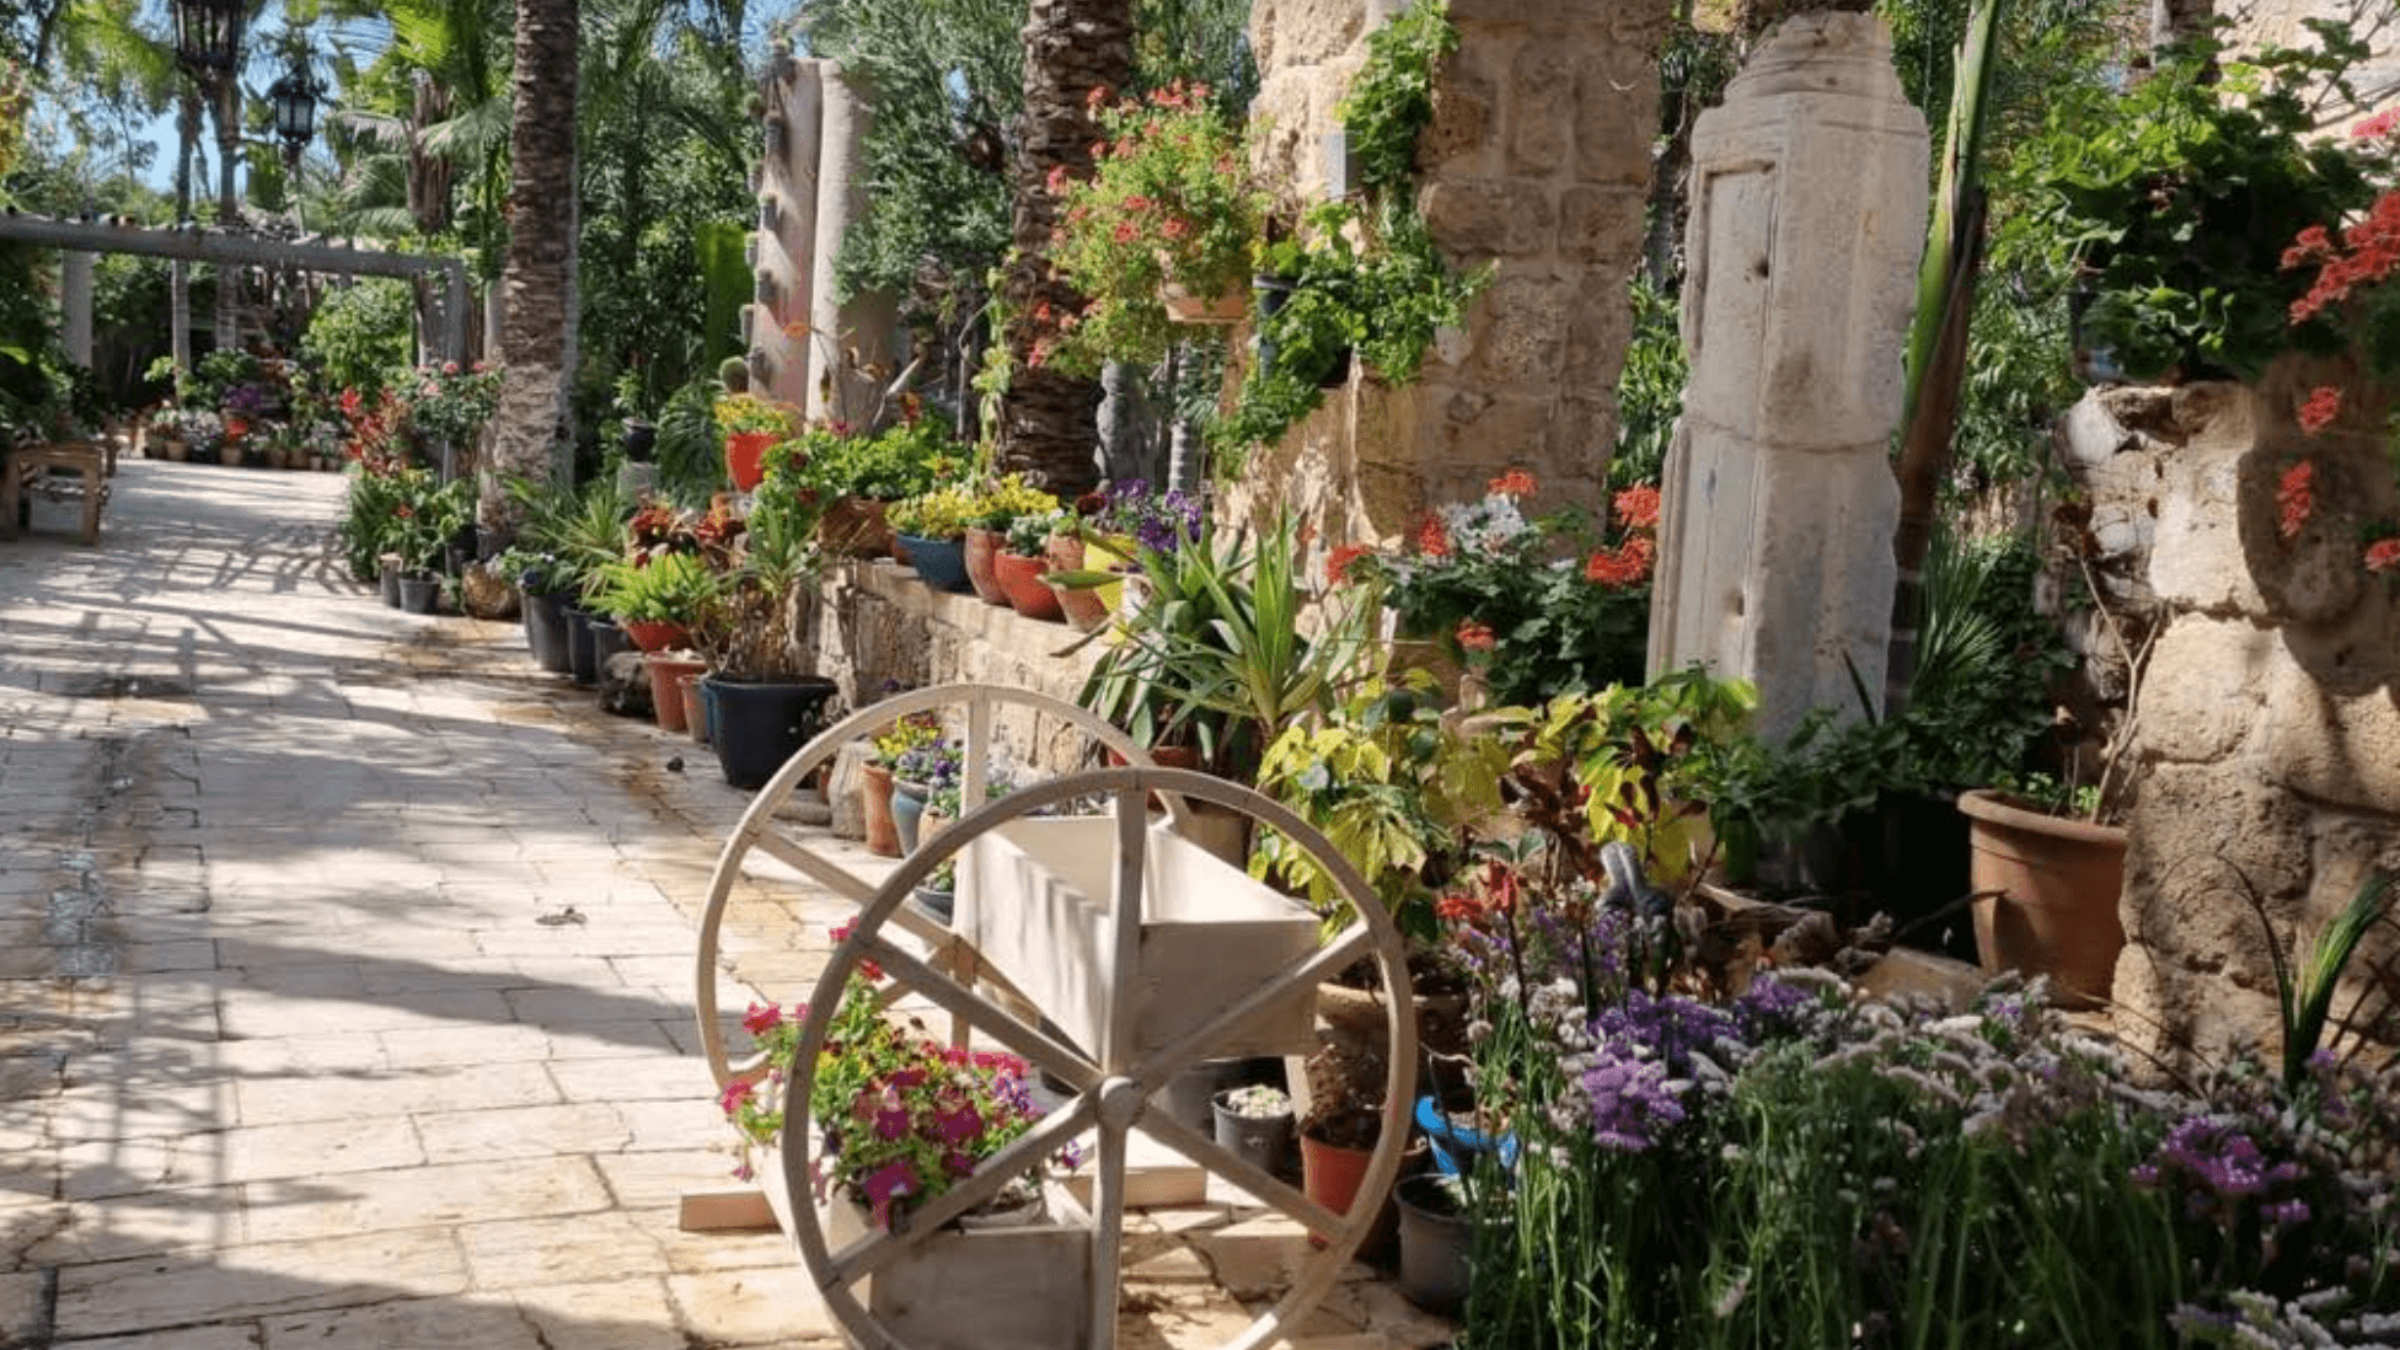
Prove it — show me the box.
[751,51,822,409]
[1646,14,1927,746]
[61,251,94,369]
[805,66,898,428]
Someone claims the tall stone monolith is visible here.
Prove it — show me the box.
[749,51,822,410]
[804,67,899,428]
[1646,13,1927,745]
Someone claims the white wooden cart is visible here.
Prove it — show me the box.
[692,684,1417,1350]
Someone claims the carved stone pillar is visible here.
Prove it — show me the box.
[805,67,897,428]
[1646,14,1927,745]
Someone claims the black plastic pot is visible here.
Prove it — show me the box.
[565,607,599,686]
[588,620,633,692]
[704,675,840,790]
[523,591,573,674]
[622,418,656,463]
[1212,1087,1296,1179]
[397,573,441,615]
[1394,1173,1474,1316]
[1874,788,1976,961]
[378,559,403,609]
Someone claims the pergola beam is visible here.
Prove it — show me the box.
[0,213,472,362]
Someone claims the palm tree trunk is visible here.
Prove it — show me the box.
[991,0,1132,499]
[484,0,581,534]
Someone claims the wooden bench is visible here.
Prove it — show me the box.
[2,441,109,545]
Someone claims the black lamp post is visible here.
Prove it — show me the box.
[267,56,324,230]
[174,0,247,348]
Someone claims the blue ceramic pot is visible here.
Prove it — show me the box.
[896,533,974,593]
[890,782,927,854]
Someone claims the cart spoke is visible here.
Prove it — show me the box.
[1099,787,1150,1074]
[1129,923,1374,1089]
[825,1094,1100,1288]
[1089,1115,1127,1350]
[750,830,878,906]
[1136,1108,1346,1236]
[963,690,992,816]
[858,931,1100,1092]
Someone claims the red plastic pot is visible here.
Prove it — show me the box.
[619,619,690,654]
[724,431,776,492]
[993,552,1064,622]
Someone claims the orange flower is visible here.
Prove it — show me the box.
[1584,536,1656,589]
[1326,542,1371,586]
[2367,536,2400,573]
[2279,460,2316,540]
[1456,619,1497,651]
[2299,385,2343,434]
[1487,468,1537,498]
[1414,513,1451,557]
[1613,484,1662,531]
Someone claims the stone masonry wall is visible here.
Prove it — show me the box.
[2058,364,2400,1071]
[1227,0,1675,547]
[802,562,1109,774]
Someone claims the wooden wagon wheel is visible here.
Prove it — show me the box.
[692,688,1417,1350]
[693,683,1183,1087]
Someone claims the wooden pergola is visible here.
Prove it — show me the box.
[0,212,471,364]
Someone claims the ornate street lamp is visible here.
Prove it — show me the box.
[170,0,244,81]
[267,60,322,157]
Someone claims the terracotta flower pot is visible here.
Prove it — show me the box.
[644,654,707,734]
[724,431,776,492]
[1958,789,2127,1010]
[860,761,902,858]
[678,672,709,745]
[993,552,1064,622]
[1045,536,1111,632]
[962,527,1010,606]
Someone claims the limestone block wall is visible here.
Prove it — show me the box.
[802,563,1110,772]
[1228,0,1674,545]
[2057,367,2400,1070]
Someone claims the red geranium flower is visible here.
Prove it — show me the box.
[2366,536,2400,573]
[1613,484,1662,531]
[1456,619,1497,651]
[2299,385,2343,434]
[1415,513,1452,558]
[1326,542,1371,586]
[1488,468,1537,498]
[2279,460,2317,540]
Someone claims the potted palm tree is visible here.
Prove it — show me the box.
[695,468,836,790]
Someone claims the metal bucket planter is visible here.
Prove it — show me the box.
[523,591,573,673]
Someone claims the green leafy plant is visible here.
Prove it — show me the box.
[299,278,416,402]
[1334,0,1457,193]
[2251,869,2397,1090]
[1081,510,1377,781]
[1251,674,1504,942]
[585,551,720,625]
[1994,29,2380,381]
[789,417,963,502]
[395,360,504,449]
[1213,200,1487,462]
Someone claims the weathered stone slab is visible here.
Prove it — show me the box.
[51,1228,470,1339]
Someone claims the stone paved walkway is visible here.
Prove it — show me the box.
[0,460,1457,1350]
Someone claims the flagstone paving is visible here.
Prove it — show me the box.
[0,459,1454,1350]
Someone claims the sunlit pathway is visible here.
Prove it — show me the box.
[0,459,843,1349]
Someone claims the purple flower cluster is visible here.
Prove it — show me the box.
[1730,975,1816,1045]
[1097,480,1205,555]
[1593,990,1738,1080]
[1584,1050,1687,1153]
[2132,1117,2309,1233]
